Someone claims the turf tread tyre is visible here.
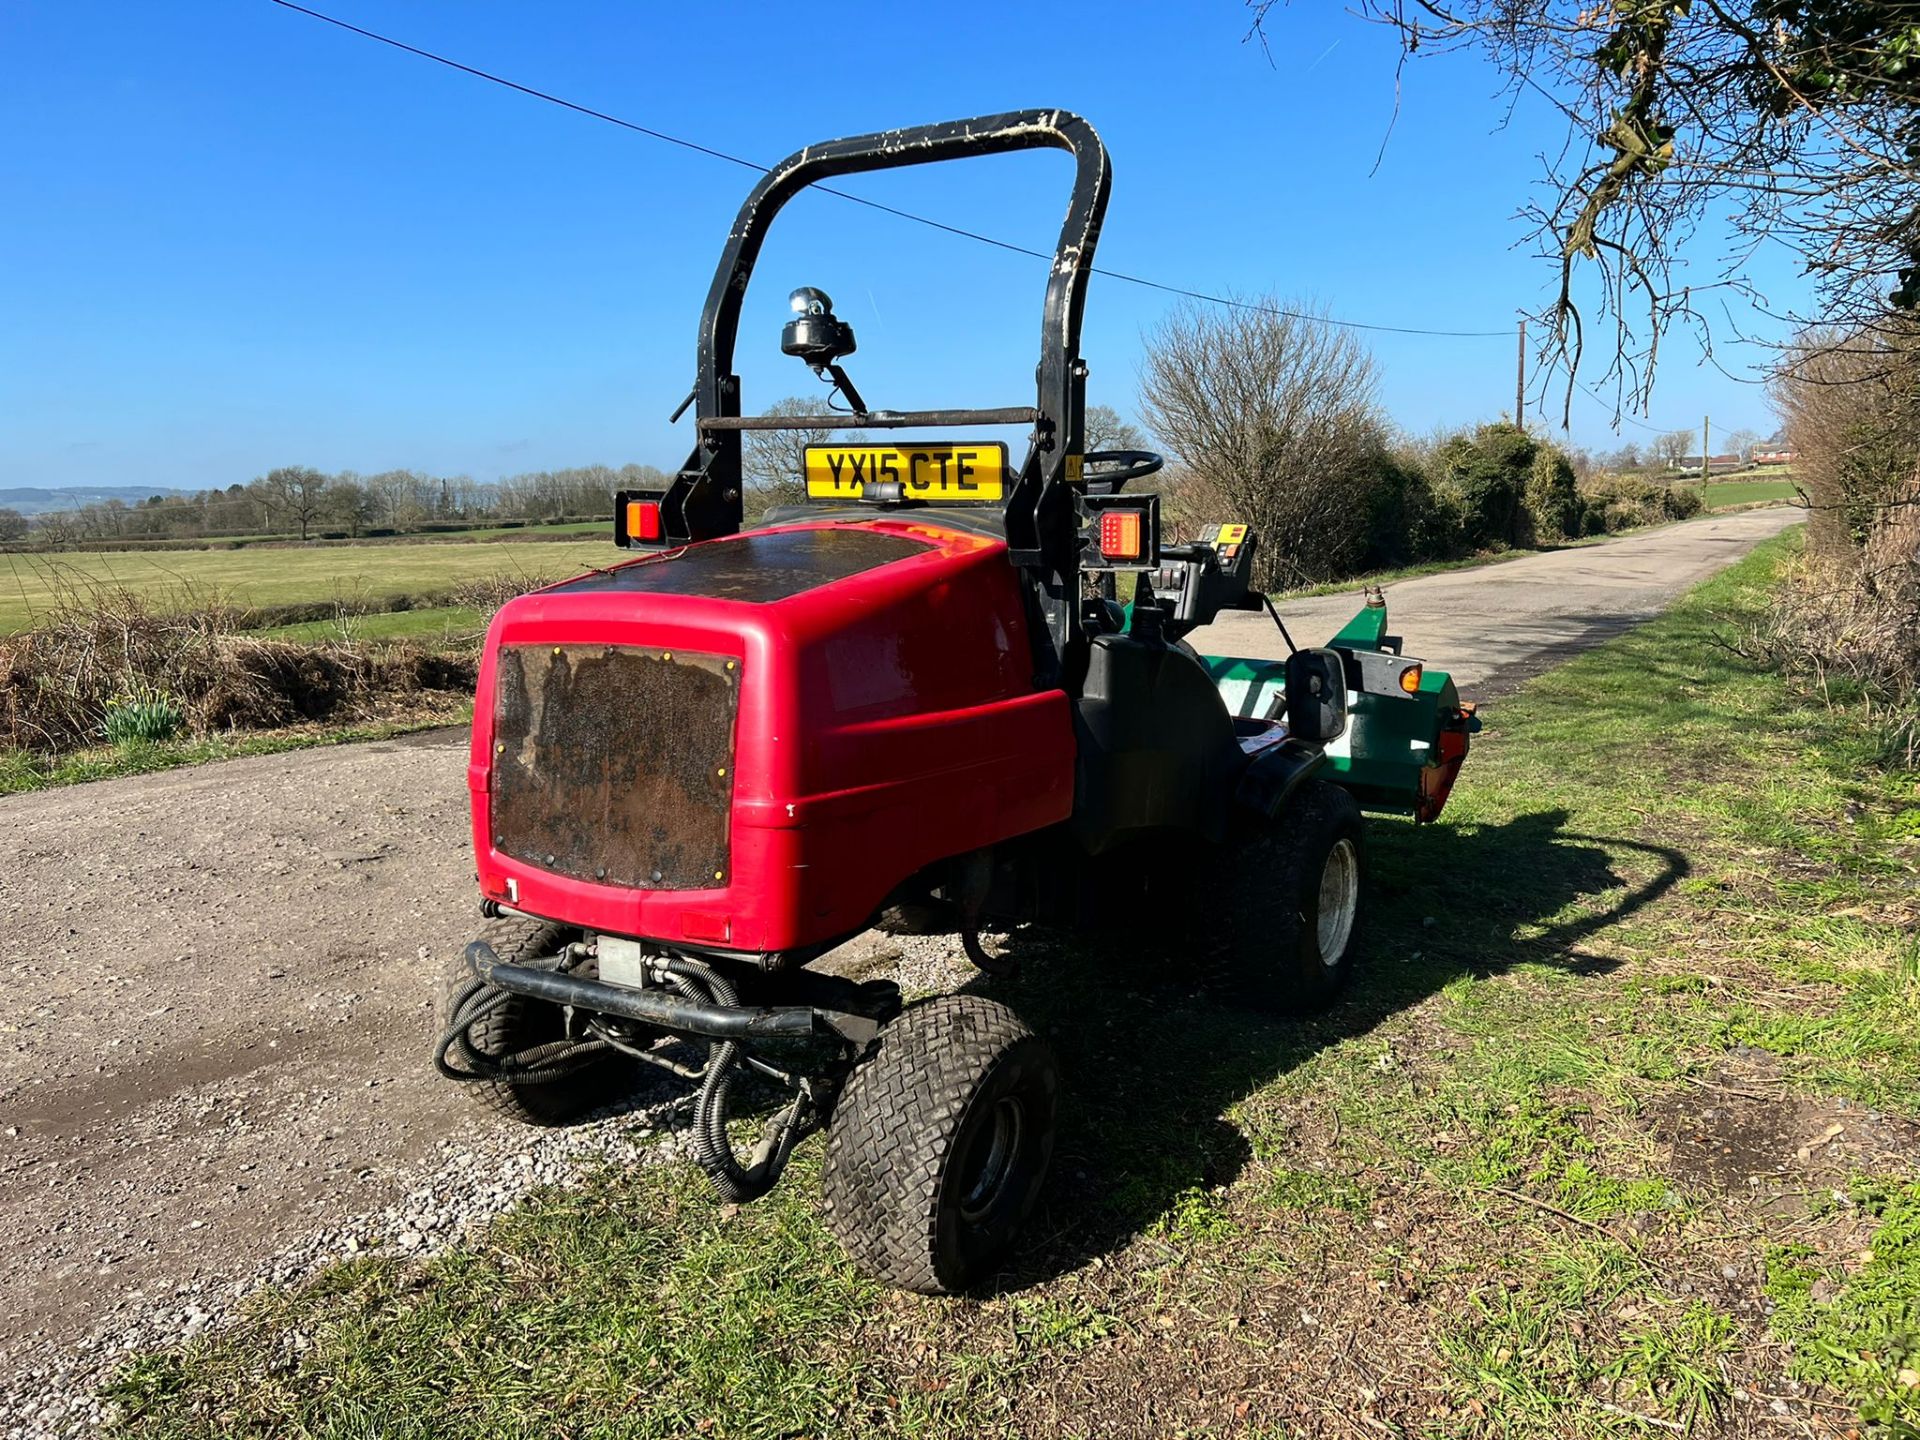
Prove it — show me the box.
[821,995,1057,1294]
[1208,779,1367,1014]
[874,900,955,937]
[437,916,636,1126]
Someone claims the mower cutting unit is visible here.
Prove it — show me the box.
[436,109,1478,1293]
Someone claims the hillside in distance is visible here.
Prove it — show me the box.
[0,485,186,516]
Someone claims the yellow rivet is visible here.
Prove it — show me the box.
[662,651,673,661]
[716,767,727,778]
[552,646,562,656]
[714,870,725,882]
[495,742,504,754]
[725,660,737,671]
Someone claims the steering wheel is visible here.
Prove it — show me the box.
[1081,449,1164,493]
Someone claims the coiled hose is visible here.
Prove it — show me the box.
[433,952,610,1086]
[436,948,810,1202]
[664,957,810,1203]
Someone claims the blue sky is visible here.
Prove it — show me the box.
[1,1,1795,493]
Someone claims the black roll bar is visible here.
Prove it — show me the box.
[701,406,1039,432]
[657,108,1112,684]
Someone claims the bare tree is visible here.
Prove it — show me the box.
[0,508,28,542]
[1655,430,1694,472]
[1601,442,1644,475]
[326,478,380,538]
[1258,3,1920,412]
[1138,299,1389,587]
[1723,428,1762,465]
[1769,321,1920,552]
[1084,404,1151,455]
[363,469,420,528]
[252,466,331,541]
[741,396,866,514]
[1153,462,1220,542]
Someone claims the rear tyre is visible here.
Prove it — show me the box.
[874,900,956,937]
[436,916,639,1126]
[821,996,1058,1294]
[1209,779,1367,1014]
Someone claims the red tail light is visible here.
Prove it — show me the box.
[1099,510,1142,561]
[625,499,663,543]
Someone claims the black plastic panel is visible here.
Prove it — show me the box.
[549,528,931,605]
[1071,635,1242,853]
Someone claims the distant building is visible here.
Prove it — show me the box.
[1674,454,1745,475]
[1752,448,1798,466]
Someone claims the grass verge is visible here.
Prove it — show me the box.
[0,705,470,797]
[100,534,1919,1438]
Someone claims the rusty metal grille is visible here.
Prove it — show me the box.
[490,645,737,890]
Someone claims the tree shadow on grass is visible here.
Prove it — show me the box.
[962,807,1690,1290]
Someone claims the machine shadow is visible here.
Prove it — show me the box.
[963,807,1691,1291]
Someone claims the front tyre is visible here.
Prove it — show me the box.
[1211,779,1368,1014]
[821,996,1058,1294]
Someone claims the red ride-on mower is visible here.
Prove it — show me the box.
[435,110,1477,1294]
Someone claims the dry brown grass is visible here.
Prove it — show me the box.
[445,572,542,624]
[1739,479,1920,762]
[0,578,473,754]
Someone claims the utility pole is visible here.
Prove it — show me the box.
[1516,318,1527,430]
[1701,415,1710,485]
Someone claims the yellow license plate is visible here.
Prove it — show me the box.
[803,442,1007,503]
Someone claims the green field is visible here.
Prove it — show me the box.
[0,539,611,635]
[6,518,610,553]
[1699,476,1800,509]
[103,532,1920,1438]
[440,519,606,540]
[256,605,488,646]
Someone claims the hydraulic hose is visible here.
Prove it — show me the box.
[436,946,816,1202]
[666,957,808,1204]
[433,958,610,1086]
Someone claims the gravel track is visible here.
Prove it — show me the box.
[0,506,1799,1432]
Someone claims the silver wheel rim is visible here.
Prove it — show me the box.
[1316,837,1359,967]
[957,1096,1024,1223]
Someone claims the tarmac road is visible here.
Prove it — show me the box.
[0,503,1801,1390]
[1189,503,1803,693]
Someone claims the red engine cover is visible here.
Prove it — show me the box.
[468,517,1074,956]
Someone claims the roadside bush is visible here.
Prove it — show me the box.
[1359,450,1464,569]
[1431,422,1533,548]
[0,585,474,754]
[1419,423,1583,550]
[1578,472,1702,533]
[1771,324,1920,555]
[1406,480,1469,561]
[1754,319,1920,761]
[1524,444,1581,543]
[1668,485,1706,520]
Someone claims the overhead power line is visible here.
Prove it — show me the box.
[1570,375,1676,436]
[265,0,1513,340]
